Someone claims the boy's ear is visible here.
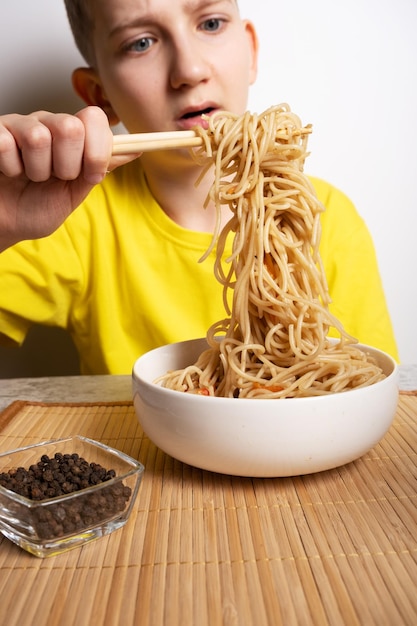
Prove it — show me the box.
[243,20,259,85]
[71,68,120,126]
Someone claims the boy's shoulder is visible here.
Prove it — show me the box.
[308,175,365,227]
[309,175,373,259]
[308,176,354,211]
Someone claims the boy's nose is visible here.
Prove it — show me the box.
[169,41,211,89]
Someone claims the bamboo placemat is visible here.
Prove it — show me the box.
[0,395,416,626]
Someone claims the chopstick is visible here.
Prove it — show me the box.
[112,130,203,155]
[112,127,312,155]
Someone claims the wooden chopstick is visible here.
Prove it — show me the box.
[112,126,312,155]
[112,130,203,155]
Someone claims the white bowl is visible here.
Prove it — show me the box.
[132,338,399,477]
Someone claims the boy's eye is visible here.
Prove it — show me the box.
[128,36,154,53]
[201,18,223,33]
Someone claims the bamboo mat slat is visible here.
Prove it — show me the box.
[0,395,415,626]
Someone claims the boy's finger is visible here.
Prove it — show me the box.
[108,152,143,173]
[1,114,54,181]
[0,124,25,177]
[75,107,113,184]
[35,112,85,180]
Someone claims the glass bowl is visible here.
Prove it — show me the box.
[0,435,144,557]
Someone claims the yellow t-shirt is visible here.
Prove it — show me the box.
[0,161,399,373]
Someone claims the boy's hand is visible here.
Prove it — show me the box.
[0,106,137,252]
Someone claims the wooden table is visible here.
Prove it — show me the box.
[0,375,132,413]
[0,377,416,626]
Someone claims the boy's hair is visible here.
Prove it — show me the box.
[63,0,95,66]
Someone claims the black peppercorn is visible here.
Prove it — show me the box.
[0,452,132,539]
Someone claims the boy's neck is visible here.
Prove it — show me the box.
[141,152,231,233]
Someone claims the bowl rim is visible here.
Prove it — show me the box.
[132,337,399,404]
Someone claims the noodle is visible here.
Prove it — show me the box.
[158,104,385,398]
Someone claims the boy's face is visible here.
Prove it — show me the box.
[75,0,258,135]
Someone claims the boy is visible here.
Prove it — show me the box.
[0,0,398,374]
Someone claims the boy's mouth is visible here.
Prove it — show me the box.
[177,105,217,130]
[181,107,215,120]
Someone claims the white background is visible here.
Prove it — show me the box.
[1,1,416,364]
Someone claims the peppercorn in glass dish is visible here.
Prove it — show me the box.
[0,436,144,557]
